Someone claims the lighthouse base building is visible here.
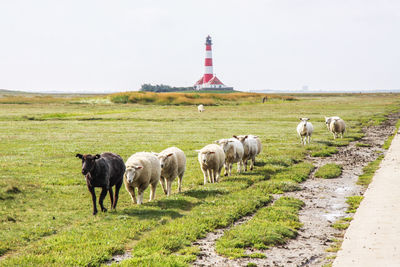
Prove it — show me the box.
[194,35,233,91]
[194,75,233,91]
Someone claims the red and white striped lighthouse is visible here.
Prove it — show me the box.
[203,36,213,84]
[194,35,233,91]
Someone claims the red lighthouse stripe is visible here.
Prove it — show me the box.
[206,45,212,51]
[205,58,212,66]
[203,73,213,83]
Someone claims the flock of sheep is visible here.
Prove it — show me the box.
[76,113,345,215]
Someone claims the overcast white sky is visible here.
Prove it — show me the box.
[0,0,399,93]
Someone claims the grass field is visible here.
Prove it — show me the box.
[0,93,399,266]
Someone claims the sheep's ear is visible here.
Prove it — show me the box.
[133,165,143,170]
[151,152,159,157]
[208,151,215,154]
[195,150,201,153]
[214,140,219,144]
[232,135,238,139]
[95,154,101,159]
[166,153,174,157]
[76,153,83,159]
[244,135,248,139]
[306,118,310,121]
[299,118,303,121]
[253,135,259,138]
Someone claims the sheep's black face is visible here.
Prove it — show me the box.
[76,154,100,175]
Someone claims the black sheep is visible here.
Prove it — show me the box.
[76,152,125,215]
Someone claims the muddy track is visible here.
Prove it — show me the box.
[192,113,400,267]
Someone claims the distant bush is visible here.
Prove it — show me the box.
[109,91,296,105]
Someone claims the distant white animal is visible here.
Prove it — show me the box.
[324,116,341,130]
[329,118,346,139]
[297,118,314,145]
[214,138,244,176]
[198,104,205,112]
[233,135,258,171]
[196,144,225,184]
[124,152,161,205]
[154,147,186,196]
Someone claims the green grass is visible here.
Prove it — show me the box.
[0,93,399,266]
[382,119,400,149]
[346,196,364,213]
[215,197,304,259]
[357,155,384,186]
[315,163,343,179]
[355,142,372,147]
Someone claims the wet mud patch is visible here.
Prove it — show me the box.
[192,112,400,267]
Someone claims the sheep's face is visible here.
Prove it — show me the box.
[76,154,100,175]
[325,117,332,129]
[125,165,143,183]
[157,153,174,169]
[299,118,309,129]
[199,151,215,165]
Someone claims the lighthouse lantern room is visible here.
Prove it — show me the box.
[194,35,233,91]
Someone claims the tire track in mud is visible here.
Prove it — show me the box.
[192,113,400,267]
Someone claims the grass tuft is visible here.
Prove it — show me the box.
[215,197,304,259]
[315,163,342,179]
[357,155,384,186]
[346,196,364,213]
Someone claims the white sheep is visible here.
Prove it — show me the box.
[324,116,341,130]
[124,152,161,205]
[233,135,258,171]
[154,147,186,196]
[198,104,205,112]
[196,144,225,185]
[248,135,262,156]
[297,118,314,145]
[329,118,346,139]
[214,138,244,176]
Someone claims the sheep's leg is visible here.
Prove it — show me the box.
[224,162,228,176]
[113,180,123,209]
[250,157,256,171]
[159,177,168,195]
[149,183,157,201]
[207,169,213,183]
[166,179,172,196]
[99,187,108,212]
[178,173,183,193]
[88,186,98,215]
[237,160,242,173]
[125,184,137,204]
[201,168,208,185]
[214,169,219,183]
[108,187,114,209]
[308,135,311,144]
[229,163,232,176]
[244,159,248,172]
[137,187,145,205]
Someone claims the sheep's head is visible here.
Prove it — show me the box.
[76,153,100,176]
[157,153,174,169]
[299,118,310,128]
[214,139,230,153]
[197,151,215,164]
[233,135,248,143]
[125,165,143,183]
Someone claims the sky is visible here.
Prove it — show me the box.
[0,0,399,93]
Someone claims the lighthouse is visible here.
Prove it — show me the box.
[194,35,233,91]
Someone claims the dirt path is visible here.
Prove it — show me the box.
[333,129,400,266]
[192,113,399,267]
